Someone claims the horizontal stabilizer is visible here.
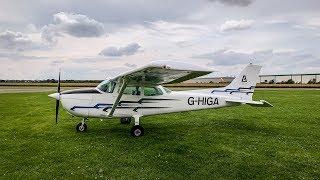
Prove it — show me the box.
[226,99,273,107]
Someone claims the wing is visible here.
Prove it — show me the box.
[110,60,213,85]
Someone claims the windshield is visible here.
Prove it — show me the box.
[162,87,172,93]
[97,80,116,93]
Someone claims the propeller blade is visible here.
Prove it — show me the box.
[57,70,61,93]
[55,69,61,124]
[55,99,59,124]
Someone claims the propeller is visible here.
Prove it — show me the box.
[55,70,61,124]
[48,69,62,123]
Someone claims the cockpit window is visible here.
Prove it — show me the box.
[97,80,116,93]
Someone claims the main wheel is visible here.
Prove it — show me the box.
[130,125,144,137]
[76,123,87,132]
[120,117,132,124]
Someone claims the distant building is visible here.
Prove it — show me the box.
[259,73,320,84]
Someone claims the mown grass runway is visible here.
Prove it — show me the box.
[0,90,319,179]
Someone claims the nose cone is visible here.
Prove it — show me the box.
[48,93,60,100]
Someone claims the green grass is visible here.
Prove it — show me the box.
[0,90,319,179]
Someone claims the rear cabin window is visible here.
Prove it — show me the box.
[97,80,116,93]
[144,87,163,96]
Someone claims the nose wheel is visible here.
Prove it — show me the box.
[76,118,87,132]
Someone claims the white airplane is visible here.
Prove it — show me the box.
[49,61,272,137]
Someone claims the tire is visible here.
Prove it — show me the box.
[130,125,144,137]
[76,123,87,132]
[120,117,132,124]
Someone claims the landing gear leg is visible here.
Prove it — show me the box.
[76,118,88,132]
[130,115,144,137]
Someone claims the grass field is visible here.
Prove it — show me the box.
[0,89,320,179]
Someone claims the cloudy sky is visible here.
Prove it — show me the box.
[0,0,319,80]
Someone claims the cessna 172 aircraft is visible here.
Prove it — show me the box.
[49,61,272,137]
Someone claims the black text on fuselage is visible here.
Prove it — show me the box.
[187,97,219,106]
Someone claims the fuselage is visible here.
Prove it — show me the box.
[58,85,233,118]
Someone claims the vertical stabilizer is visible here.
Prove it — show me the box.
[211,64,262,100]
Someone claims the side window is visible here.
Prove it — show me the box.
[144,87,163,96]
[123,86,142,95]
[97,80,116,93]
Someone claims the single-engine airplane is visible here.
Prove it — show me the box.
[49,61,272,137]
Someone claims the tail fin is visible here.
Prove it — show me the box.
[211,64,262,100]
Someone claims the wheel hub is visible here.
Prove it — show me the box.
[79,125,84,131]
[134,129,141,136]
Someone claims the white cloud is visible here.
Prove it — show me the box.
[194,48,256,65]
[209,0,254,6]
[220,19,254,32]
[145,20,208,42]
[40,25,61,44]
[41,12,105,44]
[303,18,320,28]
[26,24,38,33]
[124,63,137,68]
[99,43,141,57]
[0,30,40,51]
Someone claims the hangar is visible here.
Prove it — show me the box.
[259,73,320,84]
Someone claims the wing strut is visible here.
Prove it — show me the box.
[108,77,129,117]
